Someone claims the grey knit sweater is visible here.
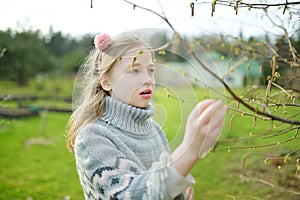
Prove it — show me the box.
[74,96,194,200]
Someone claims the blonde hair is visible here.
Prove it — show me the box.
[67,34,150,152]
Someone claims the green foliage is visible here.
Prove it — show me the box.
[0,29,92,86]
[0,30,56,86]
[61,49,86,73]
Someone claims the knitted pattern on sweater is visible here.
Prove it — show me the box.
[74,96,194,199]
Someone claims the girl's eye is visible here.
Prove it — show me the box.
[132,68,139,73]
[149,68,155,73]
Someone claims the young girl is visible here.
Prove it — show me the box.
[67,32,227,200]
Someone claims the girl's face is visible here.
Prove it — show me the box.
[102,46,155,108]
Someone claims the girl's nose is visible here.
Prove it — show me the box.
[142,68,155,86]
[143,79,154,86]
[143,75,155,86]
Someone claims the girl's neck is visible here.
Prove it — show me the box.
[99,96,155,136]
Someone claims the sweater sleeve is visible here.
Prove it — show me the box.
[74,123,194,200]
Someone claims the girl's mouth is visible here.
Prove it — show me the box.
[140,89,152,98]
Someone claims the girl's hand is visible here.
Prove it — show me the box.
[171,99,227,177]
[182,99,227,159]
[184,186,194,200]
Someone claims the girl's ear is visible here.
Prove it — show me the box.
[100,75,112,92]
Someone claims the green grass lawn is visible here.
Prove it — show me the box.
[1,80,299,199]
[0,113,83,199]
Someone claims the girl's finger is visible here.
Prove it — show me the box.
[196,99,216,114]
[188,99,215,120]
[197,100,224,125]
[197,105,226,157]
[185,186,194,200]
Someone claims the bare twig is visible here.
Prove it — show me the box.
[0,48,6,58]
[265,12,300,65]
[271,82,295,99]
[193,0,300,11]
[122,0,175,31]
[239,174,300,196]
[217,126,299,151]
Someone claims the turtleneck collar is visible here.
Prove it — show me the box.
[99,96,155,136]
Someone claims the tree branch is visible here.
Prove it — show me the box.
[122,0,300,126]
[122,0,175,31]
[193,0,300,12]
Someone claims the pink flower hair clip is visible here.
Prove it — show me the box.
[94,33,112,51]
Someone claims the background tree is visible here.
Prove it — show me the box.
[0,29,55,86]
[0,29,90,85]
